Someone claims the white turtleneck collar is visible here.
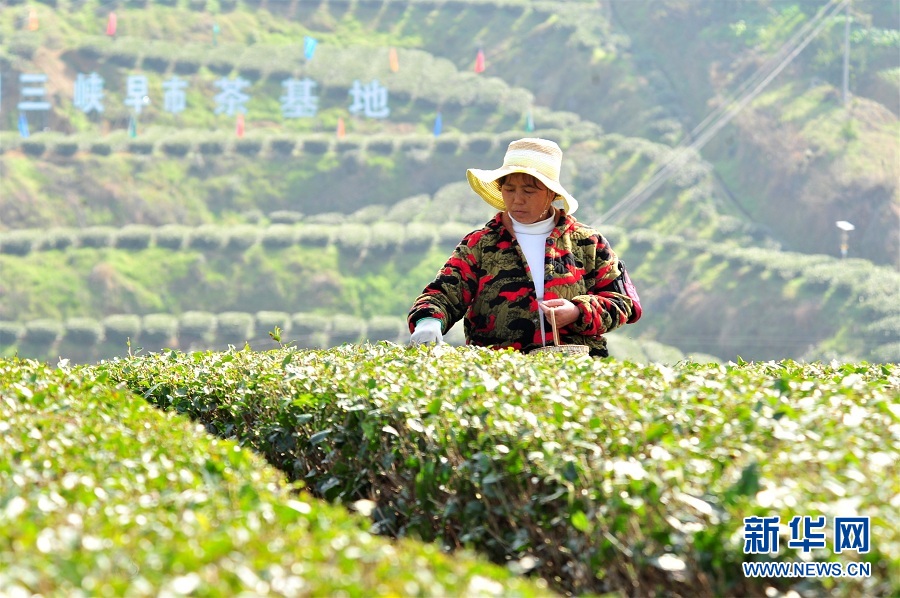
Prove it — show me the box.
[509,210,556,235]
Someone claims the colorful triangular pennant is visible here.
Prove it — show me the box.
[236,113,245,138]
[389,47,400,73]
[433,111,442,137]
[474,48,485,74]
[106,12,117,37]
[18,113,30,139]
[304,36,318,61]
[336,117,346,139]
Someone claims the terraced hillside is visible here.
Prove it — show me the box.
[0,0,897,363]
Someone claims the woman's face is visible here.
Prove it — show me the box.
[500,173,555,224]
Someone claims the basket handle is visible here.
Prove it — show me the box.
[549,307,561,346]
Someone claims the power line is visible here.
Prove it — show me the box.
[595,0,850,227]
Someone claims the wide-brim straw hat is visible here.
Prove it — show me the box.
[466,138,579,215]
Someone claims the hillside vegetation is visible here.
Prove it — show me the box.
[0,0,897,364]
[1,217,897,362]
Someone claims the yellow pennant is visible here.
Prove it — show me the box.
[389,47,400,73]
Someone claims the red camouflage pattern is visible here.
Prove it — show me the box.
[408,212,635,355]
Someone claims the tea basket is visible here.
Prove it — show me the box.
[530,307,589,356]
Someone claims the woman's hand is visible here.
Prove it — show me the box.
[410,318,444,345]
[539,299,580,328]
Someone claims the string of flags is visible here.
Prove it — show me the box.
[6,10,543,141]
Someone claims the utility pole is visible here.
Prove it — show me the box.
[842,0,851,105]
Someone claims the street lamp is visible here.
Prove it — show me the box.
[836,220,855,258]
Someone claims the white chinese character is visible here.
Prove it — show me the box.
[280,78,318,118]
[124,75,149,114]
[348,79,390,119]
[162,76,188,114]
[214,77,250,116]
[73,73,105,114]
[18,73,51,112]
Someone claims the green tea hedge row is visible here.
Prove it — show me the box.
[0,357,546,596]
[0,221,474,256]
[0,310,700,366]
[96,345,900,596]
[0,312,461,362]
[1,221,896,362]
[2,127,583,159]
[625,229,900,328]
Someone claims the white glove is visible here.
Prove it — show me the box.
[410,318,443,345]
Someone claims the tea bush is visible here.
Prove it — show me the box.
[114,225,155,251]
[98,345,900,597]
[63,317,104,346]
[178,311,218,346]
[141,314,178,351]
[0,230,38,256]
[40,228,77,251]
[0,322,23,347]
[0,358,545,596]
[155,224,190,250]
[216,312,256,347]
[79,226,116,249]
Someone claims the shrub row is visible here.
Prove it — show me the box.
[624,227,900,322]
[0,312,467,362]
[96,345,900,596]
[0,221,475,256]
[4,128,583,159]
[0,357,545,596]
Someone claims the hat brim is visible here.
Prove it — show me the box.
[466,166,579,215]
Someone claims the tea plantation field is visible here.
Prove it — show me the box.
[2,345,897,596]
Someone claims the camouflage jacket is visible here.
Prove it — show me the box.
[408,212,634,355]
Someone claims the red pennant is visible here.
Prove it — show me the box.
[474,49,485,73]
[236,113,245,138]
[106,12,117,36]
